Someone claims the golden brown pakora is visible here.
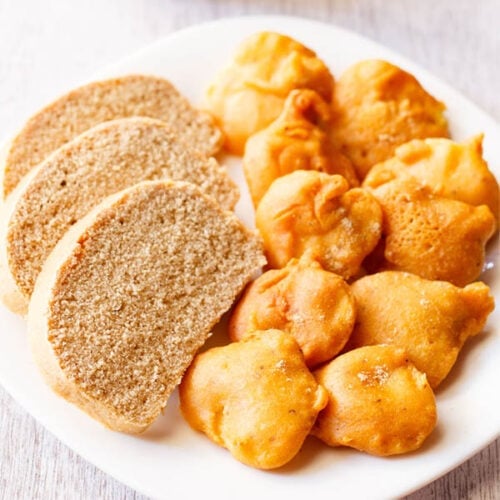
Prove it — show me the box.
[363,135,499,223]
[345,271,495,388]
[179,329,328,470]
[244,89,358,206]
[312,345,437,456]
[370,177,496,286]
[330,59,449,179]
[255,170,382,279]
[229,257,356,367]
[204,31,335,154]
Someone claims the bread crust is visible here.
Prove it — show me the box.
[0,163,35,316]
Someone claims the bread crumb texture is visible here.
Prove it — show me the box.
[7,117,237,299]
[3,75,223,197]
[44,181,264,429]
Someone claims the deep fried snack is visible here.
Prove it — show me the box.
[312,345,437,456]
[363,135,499,223]
[370,177,496,286]
[255,170,382,279]
[179,329,328,470]
[331,59,449,179]
[205,31,335,154]
[345,271,494,388]
[244,89,358,206]
[229,257,356,367]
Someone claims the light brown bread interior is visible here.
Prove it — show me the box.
[28,180,265,433]
[0,117,238,315]
[1,74,223,198]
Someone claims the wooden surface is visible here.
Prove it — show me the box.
[0,0,498,498]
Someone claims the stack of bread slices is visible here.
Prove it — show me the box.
[0,75,265,433]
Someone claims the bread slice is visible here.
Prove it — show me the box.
[0,74,223,198]
[0,117,238,315]
[28,180,265,433]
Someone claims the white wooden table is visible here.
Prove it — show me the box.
[0,0,498,498]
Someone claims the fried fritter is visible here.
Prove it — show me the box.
[255,170,382,279]
[345,271,494,388]
[331,59,449,179]
[244,89,358,206]
[363,135,499,223]
[370,177,496,286]
[179,329,328,470]
[229,257,356,367]
[205,31,334,154]
[313,345,437,456]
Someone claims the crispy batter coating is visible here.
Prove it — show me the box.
[229,257,356,367]
[179,329,328,470]
[204,32,334,154]
[244,89,358,206]
[331,60,449,179]
[370,177,496,286]
[312,345,437,456]
[363,135,499,223]
[255,170,382,279]
[346,272,494,388]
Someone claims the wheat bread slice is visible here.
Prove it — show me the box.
[0,74,223,199]
[27,180,265,433]
[0,117,238,315]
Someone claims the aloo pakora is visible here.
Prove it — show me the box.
[363,135,499,222]
[370,177,496,286]
[331,59,449,179]
[312,345,437,456]
[229,256,356,367]
[345,271,495,388]
[255,170,382,279]
[179,329,328,470]
[244,89,358,206]
[205,31,334,154]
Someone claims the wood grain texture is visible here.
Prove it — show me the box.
[0,0,498,498]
